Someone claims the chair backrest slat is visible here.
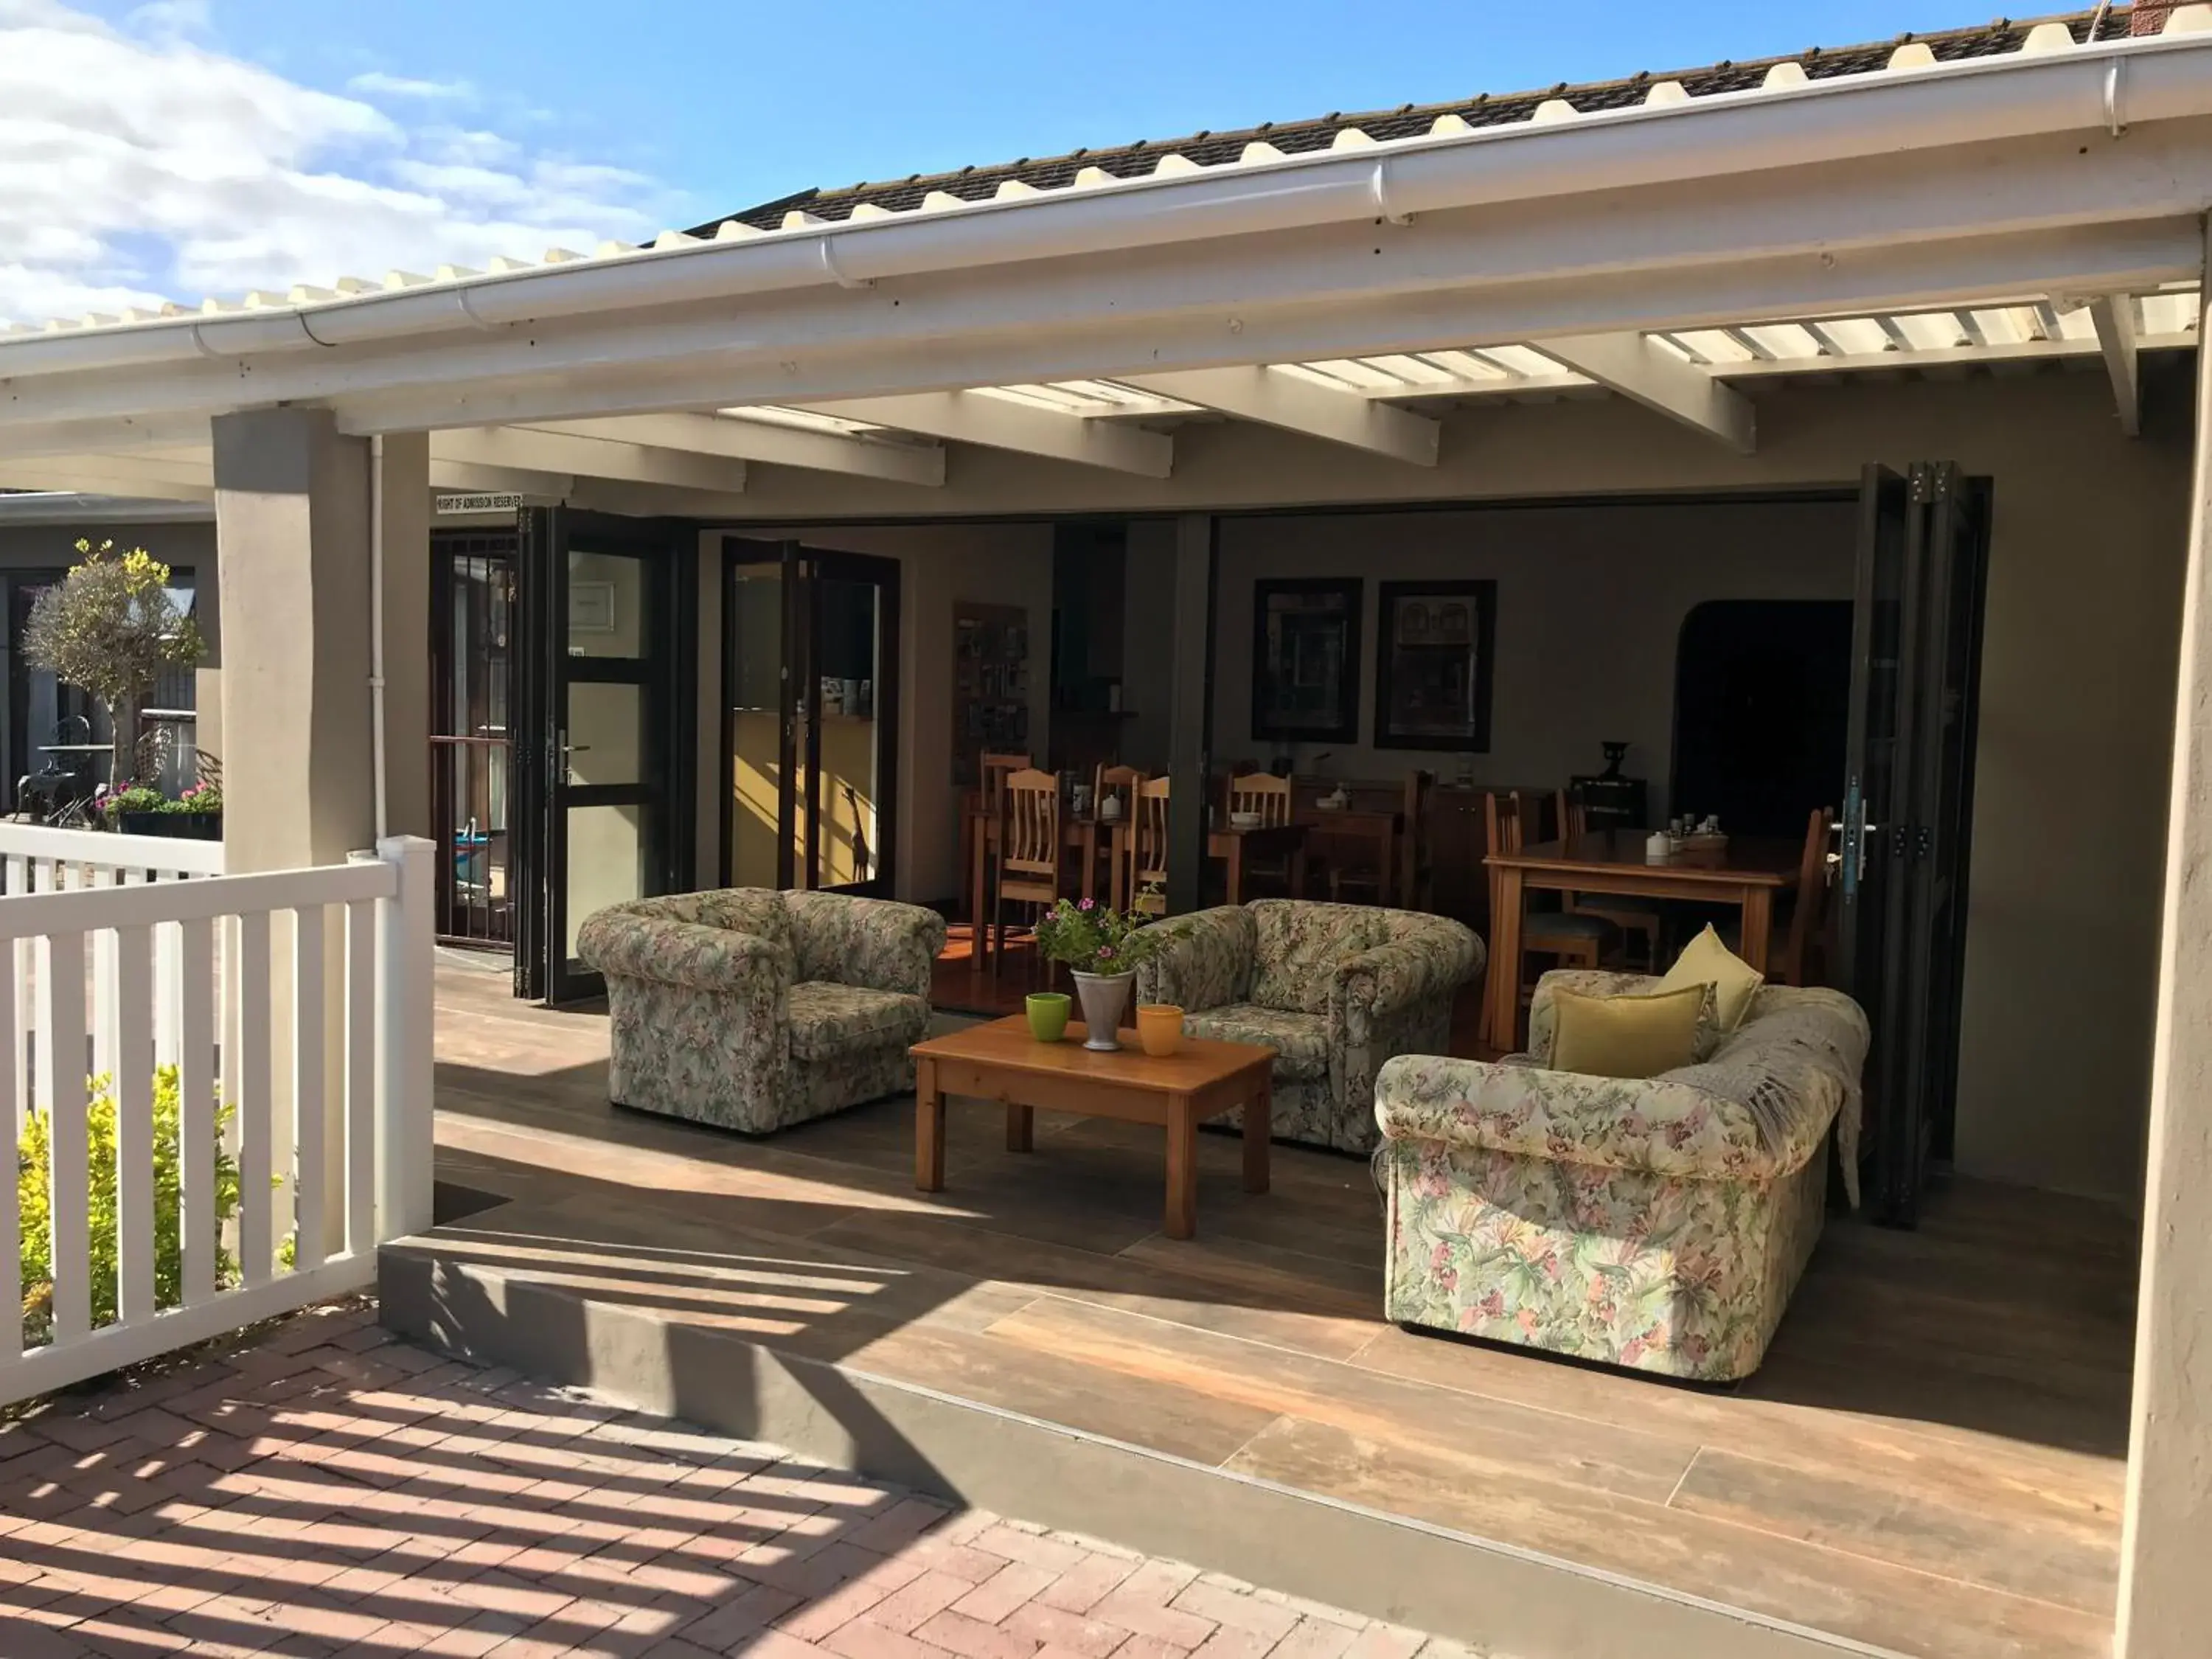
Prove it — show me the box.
[1228,771,1292,827]
[981,751,1032,813]
[1002,768,1060,874]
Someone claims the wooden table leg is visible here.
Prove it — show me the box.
[1109,824,1128,911]
[1290,841,1309,900]
[1243,1074,1271,1195]
[1079,821,1098,904]
[915,1058,945,1192]
[1489,866,1526,1051]
[1224,836,1244,907]
[1006,1099,1034,1153]
[1738,886,1775,975]
[1165,1093,1197,1239]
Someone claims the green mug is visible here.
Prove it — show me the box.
[1025,992,1071,1043]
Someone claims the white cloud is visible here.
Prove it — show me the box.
[0,0,685,327]
[347,70,474,101]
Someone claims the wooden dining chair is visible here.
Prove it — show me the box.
[1478,791,1615,1048]
[1225,771,1300,897]
[1557,788,1664,968]
[1091,764,1143,905]
[1329,770,1431,909]
[993,768,1071,973]
[1128,776,1172,915]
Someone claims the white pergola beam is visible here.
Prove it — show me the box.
[1119,366,1439,465]
[806,392,1173,478]
[0,462,213,503]
[2088,294,2143,438]
[524,412,945,487]
[431,427,747,493]
[429,459,577,497]
[1534,332,1756,453]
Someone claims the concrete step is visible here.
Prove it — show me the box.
[380,1233,1893,1659]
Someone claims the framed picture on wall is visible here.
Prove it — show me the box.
[1374,580,1496,751]
[1251,578,1363,743]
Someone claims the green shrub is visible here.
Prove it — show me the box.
[17,1066,244,1349]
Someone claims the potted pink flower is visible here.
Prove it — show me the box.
[1032,895,1161,1051]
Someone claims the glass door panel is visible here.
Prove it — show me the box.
[515,508,686,1004]
[723,541,900,897]
[726,554,793,890]
[810,575,885,891]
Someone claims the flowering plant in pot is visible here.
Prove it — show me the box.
[1033,895,1161,1052]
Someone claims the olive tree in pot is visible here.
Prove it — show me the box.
[24,540,205,803]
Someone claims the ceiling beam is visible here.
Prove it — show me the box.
[429,460,577,497]
[431,427,747,493]
[806,392,1173,478]
[0,456,215,502]
[524,412,944,487]
[1532,333,1756,453]
[2086,295,2142,438]
[1118,367,1439,465]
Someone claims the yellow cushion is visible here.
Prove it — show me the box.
[1549,984,1709,1080]
[1659,923,1764,1032]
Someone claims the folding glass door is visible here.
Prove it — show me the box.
[513,509,692,1003]
[723,540,900,896]
[1840,462,1990,1224]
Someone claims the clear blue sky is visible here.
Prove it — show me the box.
[125,0,1978,221]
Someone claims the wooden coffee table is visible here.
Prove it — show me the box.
[910,1016,1275,1239]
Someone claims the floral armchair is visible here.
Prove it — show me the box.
[1135,900,1483,1153]
[576,888,947,1134]
[1372,969,1870,1381]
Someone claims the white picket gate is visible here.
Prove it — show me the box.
[0,833,435,1406]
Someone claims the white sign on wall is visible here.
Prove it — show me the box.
[434,492,526,515]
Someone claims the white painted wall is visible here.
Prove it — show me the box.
[1210,499,1858,819]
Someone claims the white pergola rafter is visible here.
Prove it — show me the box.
[1532,332,1756,453]
[1117,366,1440,465]
[428,459,577,497]
[524,412,945,487]
[805,392,1174,478]
[2087,293,2144,437]
[431,426,748,493]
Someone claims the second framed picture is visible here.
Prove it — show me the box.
[1374,580,1496,751]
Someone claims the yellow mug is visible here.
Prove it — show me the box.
[1135,1004,1185,1057]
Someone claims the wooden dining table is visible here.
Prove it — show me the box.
[1485,830,1803,1050]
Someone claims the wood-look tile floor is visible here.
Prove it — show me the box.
[431,961,2138,1659]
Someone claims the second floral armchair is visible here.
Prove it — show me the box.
[1135,899,1484,1153]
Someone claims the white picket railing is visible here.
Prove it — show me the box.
[0,835,434,1407]
[0,824,226,1138]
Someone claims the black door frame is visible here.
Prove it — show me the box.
[717,537,902,897]
[512,507,696,1004]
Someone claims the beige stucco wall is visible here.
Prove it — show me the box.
[1209,498,1860,818]
[727,363,2194,1203]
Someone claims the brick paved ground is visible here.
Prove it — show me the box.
[0,1301,1467,1659]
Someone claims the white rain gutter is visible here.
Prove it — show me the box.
[4,31,2212,383]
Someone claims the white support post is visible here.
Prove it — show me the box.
[2115,223,2212,1659]
[373,835,436,1241]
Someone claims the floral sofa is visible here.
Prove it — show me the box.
[1373,970,1870,1381]
[576,888,947,1134]
[1135,900,1484,1154]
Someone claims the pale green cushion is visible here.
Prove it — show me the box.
[1659,923,1765,1032]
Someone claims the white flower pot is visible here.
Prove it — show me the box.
[1070,970,1136,1051]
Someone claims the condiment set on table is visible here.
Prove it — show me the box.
[1646,814,1726,863]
